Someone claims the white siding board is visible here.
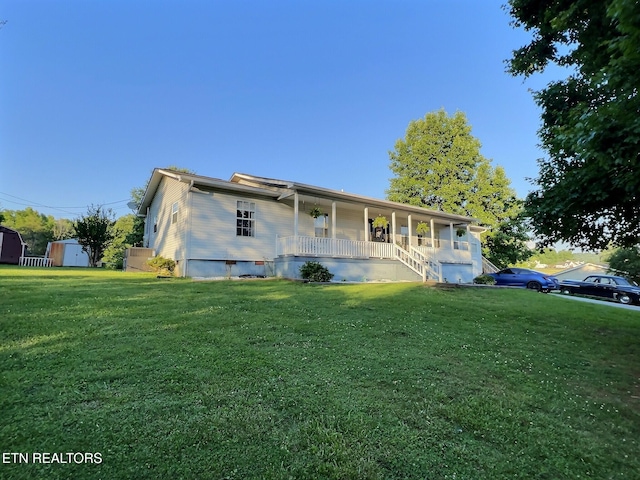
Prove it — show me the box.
[334,208,367,241]
[188,190,294,261]
[147,177,188,262]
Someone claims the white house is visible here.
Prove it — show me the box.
[137,168,486,282]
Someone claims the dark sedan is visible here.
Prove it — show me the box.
[485,268,560,292]
[559,275,640,305]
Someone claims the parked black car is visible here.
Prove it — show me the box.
[559,275,640,305]
[485,268,560,292]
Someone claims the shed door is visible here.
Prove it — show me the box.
[70,245,86,267]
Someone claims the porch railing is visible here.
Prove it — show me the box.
[410,246,442,282]
[19,257,53,267]
[277,235,395,259]
[276,235,443,282]
[482,256,500,274]
[393,244,426,282]
[398,235,440,249]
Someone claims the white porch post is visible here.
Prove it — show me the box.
[294,191,299,255]
[449,222,454,249]
[391,211,396,245]
[430,218,435,248]
[408,214,412,247]
[364,207,369,242]
[332,201,337,256]
[331,202,337,239]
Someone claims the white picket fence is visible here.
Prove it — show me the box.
[19,257,53,267]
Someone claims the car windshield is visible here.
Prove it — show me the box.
[613,277,635,286]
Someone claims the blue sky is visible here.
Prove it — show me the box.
[0,0,555,220]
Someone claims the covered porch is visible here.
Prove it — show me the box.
[274,192,482,282]
[224,173,485,283]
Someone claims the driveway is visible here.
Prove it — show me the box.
[550,292,640,311]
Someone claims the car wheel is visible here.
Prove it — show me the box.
[561,287,572,295]
[526,281,542,292]
[617,293,631,305]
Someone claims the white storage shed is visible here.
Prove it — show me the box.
[46,239,91,267]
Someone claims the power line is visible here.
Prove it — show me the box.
[0,191,129,208]
[0,192,130,217]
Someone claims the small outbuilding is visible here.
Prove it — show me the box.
[0,226,26,264]
[45,239,91,267]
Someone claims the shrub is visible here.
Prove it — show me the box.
[299,261,334,282]
[473,274,496,285]
[147,256,176,276]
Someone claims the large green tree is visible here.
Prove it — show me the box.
[102,214,138,269]
[387,110,531,266]
[74,205,115,267]
[507,0,640,250]
[1,207,55,255]
[606,246,640,284]
[52,218,75,241]
[483,209,534,269]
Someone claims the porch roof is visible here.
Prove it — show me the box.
[231,172,479,225]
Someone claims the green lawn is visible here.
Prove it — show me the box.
[1,266,639,479]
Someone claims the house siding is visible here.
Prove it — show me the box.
[440,263,474,284]
[147,177,189,271]
[335,208,367,241]
[275,256,423,282]
[188,189,293,261]
[187,260,274,278]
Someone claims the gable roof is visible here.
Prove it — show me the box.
[137,169,283,214]
[139,169,481,227]
[0,225,25,242]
